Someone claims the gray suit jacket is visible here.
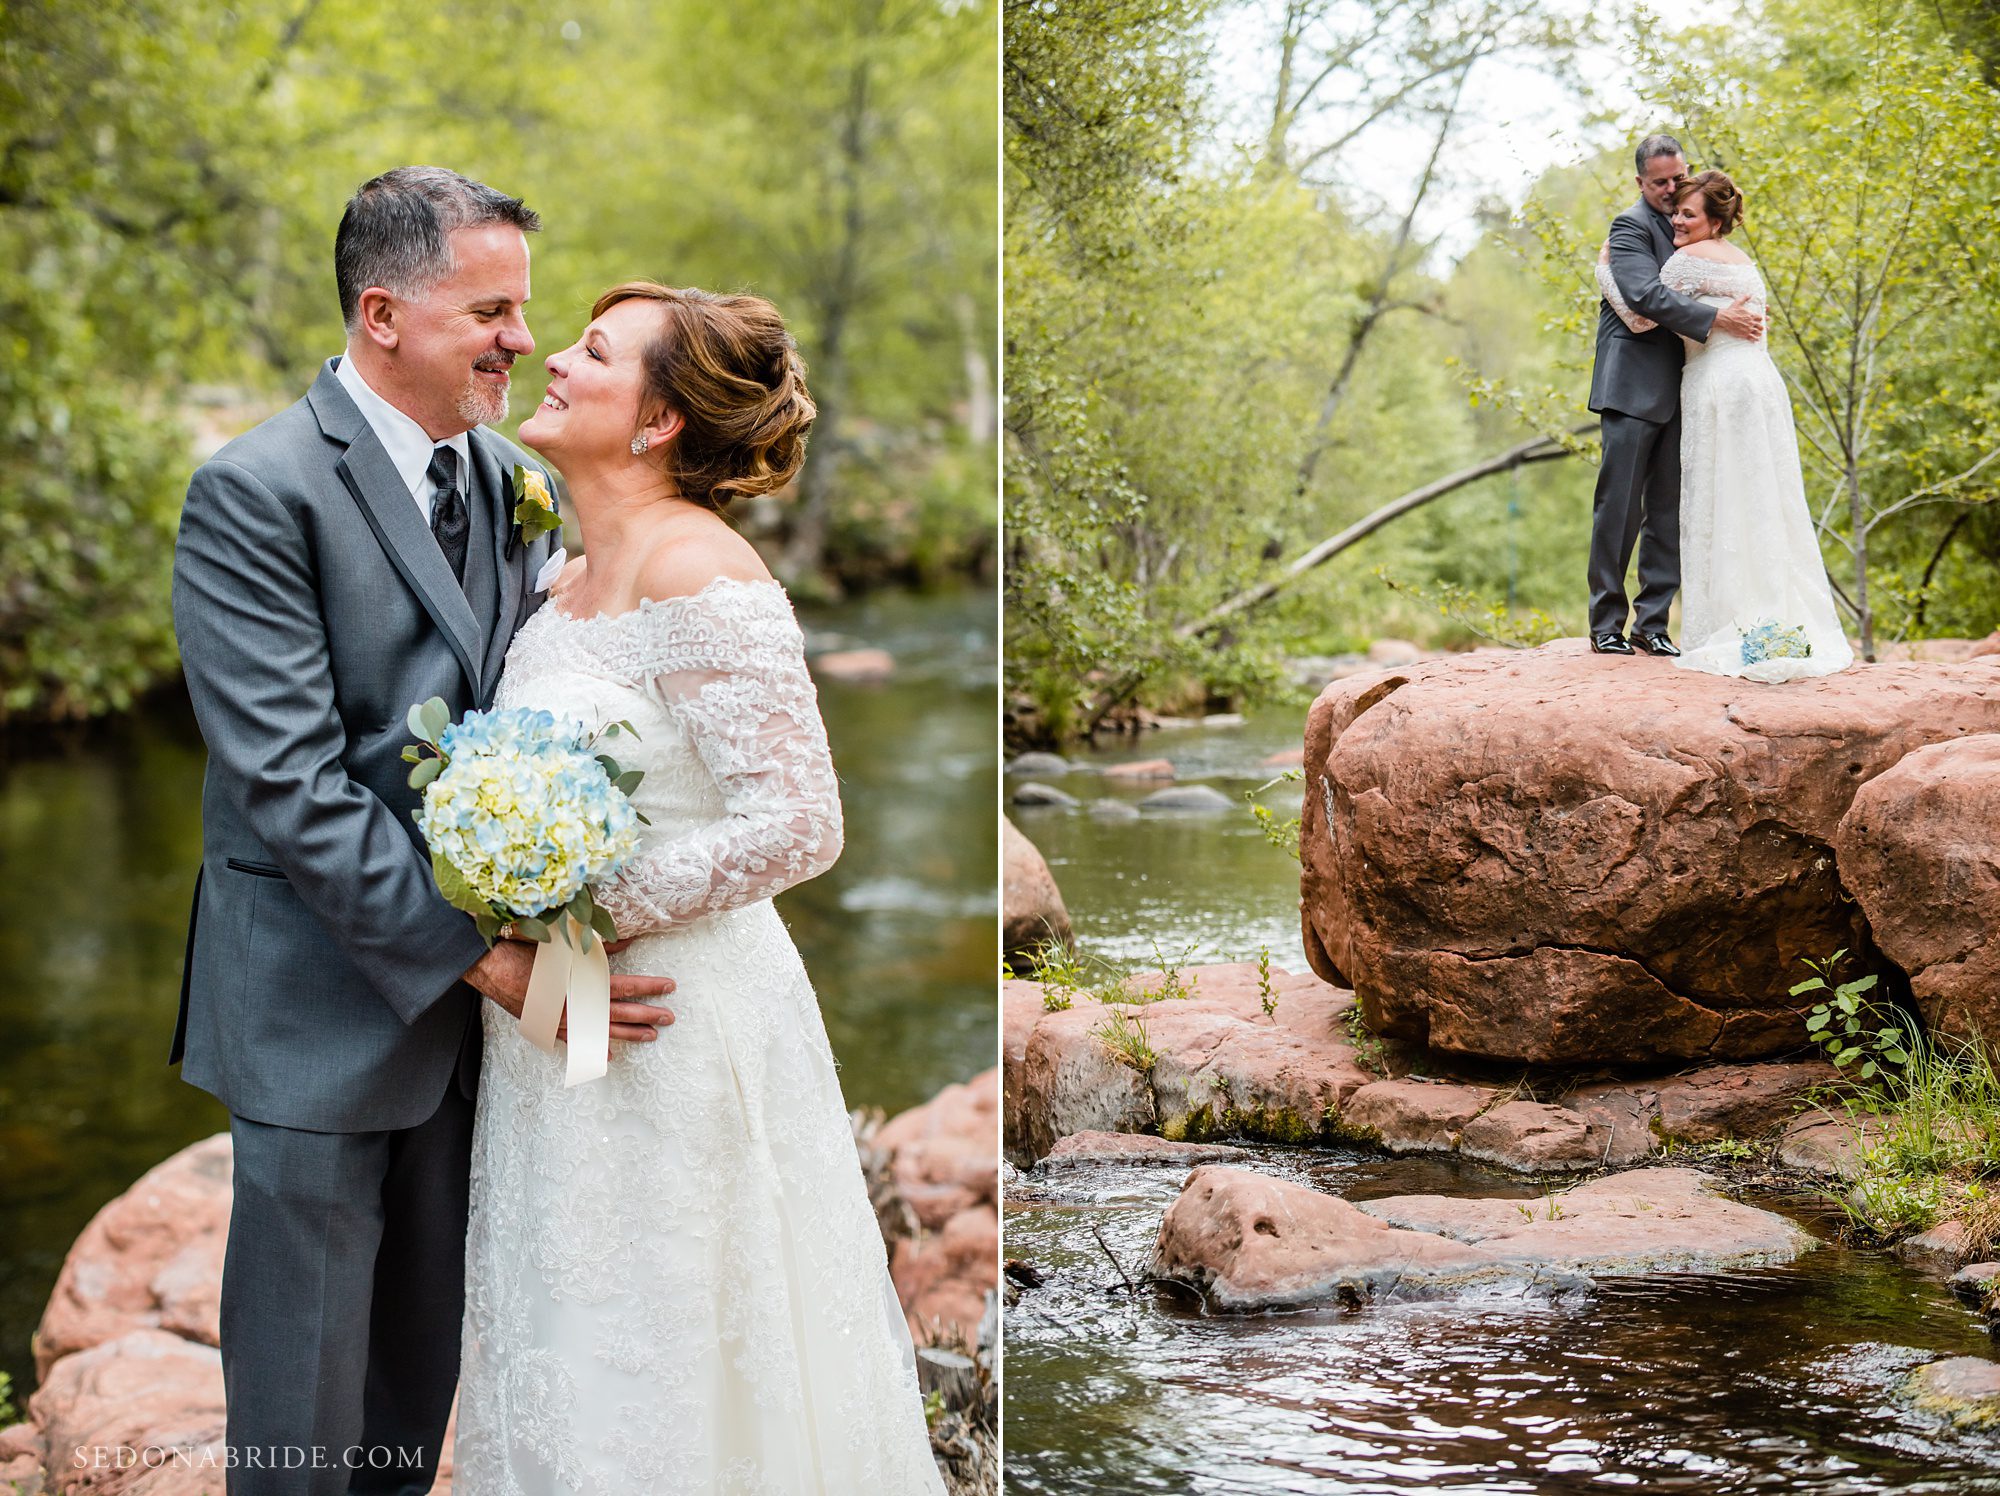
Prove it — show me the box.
[1587,199,1722,425]
[170,358,560,1132]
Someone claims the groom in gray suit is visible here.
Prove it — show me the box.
[171,167,675,1492]
[1586,133,1763,655]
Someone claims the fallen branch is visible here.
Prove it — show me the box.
[1182,423,1597,642]
[1076,423,1596,736]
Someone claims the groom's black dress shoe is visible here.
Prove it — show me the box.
[1590,632,1634,655]
[1632,630,1681,657]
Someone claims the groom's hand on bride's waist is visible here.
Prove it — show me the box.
[1714,294,1765,342]
[463,938,677,1044]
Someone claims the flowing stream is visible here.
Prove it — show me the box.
[1005,711,2000,1494]
[0,583,996,1400]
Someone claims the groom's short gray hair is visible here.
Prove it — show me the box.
[335,166,542,331]
[1635,134,1685,174]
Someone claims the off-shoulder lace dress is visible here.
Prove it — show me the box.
[1600,248,1852,683]
[454,577,945,1495]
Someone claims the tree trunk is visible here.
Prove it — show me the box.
[1848,458,1873,660]
[778,47,871,591]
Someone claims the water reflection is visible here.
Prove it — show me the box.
[0,583,996,1397]
[1006,1152,2000,1494]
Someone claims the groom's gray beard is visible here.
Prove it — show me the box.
[455,368,510,428]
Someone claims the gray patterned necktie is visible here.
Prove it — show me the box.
[427,445,469,586]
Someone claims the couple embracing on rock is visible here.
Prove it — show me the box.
[1586,133,1851,684]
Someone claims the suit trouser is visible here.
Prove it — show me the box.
[1588,407,1683,637]
[221,1082,473,1496]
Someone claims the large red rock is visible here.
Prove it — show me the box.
[1009,962,1373,1160]
[1340,1079,1490,1153]
[35,1135,231,1381]
[872,1069,1000,1344]
[1908,1356,2000,1427]
[28,1329,226,1496]
[1151,1165,1814,1311]
[1300,643,2000,1065]
[1003,816,1073,962]
[1148,1166,1500,1310]
[1458,1100,1603,1173]
[1357,1167,1816,1272]
[1042,1131,1251,1167]
[1836,735,2000,1046]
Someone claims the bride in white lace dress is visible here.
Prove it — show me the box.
[452,281,946,1494]
[1596,169,1852,683]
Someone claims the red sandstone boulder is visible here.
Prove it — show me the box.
[1152,1165,1814,1311]
[1340,1079,1490,1153]
[891,1206,999,1343]
[1003,817,1073,963]
[1908,1356,2000,1427]
[1103,759,1174,781]
[873,1069,1000,1343]
[1835,735,2000,1047]
[810,646,895,682]
[876,1071,999,1231]
[1149,1166,1501,1310]
[35,1135,232,1381]
[1458,1101,1603,1173]
[1009,962,1373,1160]
[1300,643,2000,1065]
[1043,1132,1251,1167]
[1357,1167,1815,1273]
[28,1329,226,1496]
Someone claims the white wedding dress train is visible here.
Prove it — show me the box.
[454,577,945,1496]
[1597,250,1852,683]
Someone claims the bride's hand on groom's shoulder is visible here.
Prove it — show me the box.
[463,937,678,1043]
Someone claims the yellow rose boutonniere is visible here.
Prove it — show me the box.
[510,465,561,554]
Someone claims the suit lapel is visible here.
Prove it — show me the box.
[308,363,484,698]
[471,431,528,696]
[1642,201,1676,262]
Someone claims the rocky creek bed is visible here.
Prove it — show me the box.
[1004,639,2000,1491]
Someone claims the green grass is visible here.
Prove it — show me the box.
[1091,1009,1158,1072]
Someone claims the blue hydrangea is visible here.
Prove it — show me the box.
[416,708,640,919]
[1740,621,1812,666]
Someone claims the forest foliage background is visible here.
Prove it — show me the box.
[0,0,997,724]
[1005,0,2000,745]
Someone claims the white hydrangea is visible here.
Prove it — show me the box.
[414,706,641,921]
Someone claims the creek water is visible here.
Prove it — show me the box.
[1004,710,2000,1494]
[0,583,996,1399]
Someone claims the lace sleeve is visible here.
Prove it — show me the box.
[1596,244,1657,333]
[590,581,843,935]
[1658,252,1704,297]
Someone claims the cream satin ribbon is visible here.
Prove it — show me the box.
[517,915,612,1087]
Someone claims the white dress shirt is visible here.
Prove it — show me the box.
[334,352,471,524]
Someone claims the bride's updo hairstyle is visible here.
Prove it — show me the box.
[593,281,816,511]
[1673,170,1745,236]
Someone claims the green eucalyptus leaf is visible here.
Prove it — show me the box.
[408,757,442,791]
[589,903,617,943]
[613,769,645,796]
[515,916,552,943]
[420,697,450,743]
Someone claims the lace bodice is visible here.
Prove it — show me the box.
[1658,250,1765,306]
[493,576,843,936]
[461,572,944,1494]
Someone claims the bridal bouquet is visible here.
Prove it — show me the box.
[1739,621,1812,666]
[403,698,645,1085]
